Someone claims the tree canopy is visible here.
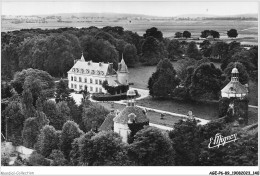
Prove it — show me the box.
[227,29,238,38]
[129,126,175,166]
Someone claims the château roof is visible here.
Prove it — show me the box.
[67,60,116,76]
[113,106,149,124]
[118,57,128,73]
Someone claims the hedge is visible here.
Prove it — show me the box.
[92,90,139,101]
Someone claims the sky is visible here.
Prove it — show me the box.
[1,1,259,17]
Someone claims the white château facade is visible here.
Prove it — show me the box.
[67,53,129,93]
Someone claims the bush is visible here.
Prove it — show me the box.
[28,151,50,166]
[92,91,139,101]
[172,87,191,100]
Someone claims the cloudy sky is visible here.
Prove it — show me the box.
[2,1,258,17]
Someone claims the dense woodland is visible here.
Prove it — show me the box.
[1,26,258,166]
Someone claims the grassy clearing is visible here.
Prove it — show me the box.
[136,97,219,120]
[98,101,184,128]
[135,97,258,125]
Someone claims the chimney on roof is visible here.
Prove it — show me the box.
[99,62,102,66]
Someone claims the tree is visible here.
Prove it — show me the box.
[79,131,131,166]
[80,36,119,70]
[143,27,163,41]
[167,39,183,60]
[22,111,49,148]
[211,41,229,60]
[189,62,224,100]
[141,36,162,65]
[55,79,70,103]
[60,121,83,160]
[11,68,55,101]
[70,131,96,166]
[3,100,25,146]
[169,119,201,166]
[211,30,220,38]
[82,103,109,132]
[183,31,191,38]
[123,44,138,67]
[198,124,257,166]
[55,101,71,130]
[186,41,201,60]
[35,125,60,157]
[66,97,84,130]
[22,118,40,148]
[200,40,212,57]
[174,32,182,38]
[148,58,180,98]
[129,126,175,166]
[49,149,67,166]
[224,62,249,85]
[176,58,196,83]
[200,30,220,38]
[28,151,50,166]
[227,29,238,38]
[21,88,36,118]
[221,50,256,74]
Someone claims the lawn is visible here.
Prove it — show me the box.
[135,97,258,125]
[98,101,184,128]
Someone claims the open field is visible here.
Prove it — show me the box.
[98,101,184,128]
[2,19,258,45]
[129,61,258,106]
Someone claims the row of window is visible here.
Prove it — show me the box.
[72,68,104,75]
[71,76,103,85]
[71,84,103,92]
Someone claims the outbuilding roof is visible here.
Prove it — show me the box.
[221,81,247,95]
[99,112,116,131]
[113,106,149,124]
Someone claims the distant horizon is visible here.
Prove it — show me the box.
[2,1,258,17]
[2,11,258,18]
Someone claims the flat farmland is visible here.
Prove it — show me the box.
[2,19,258,44]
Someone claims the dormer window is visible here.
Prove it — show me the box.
[101,71,104,75]
[81,69,84,73]
[86,69,89,74]
[76,68,79,73]
[72,68,75,72]
[91,70,95,74]
[97,71,100,75]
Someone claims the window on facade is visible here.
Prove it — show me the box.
[90,86,93,91]
[79,85,83,90]
[96,87,98,92]
[74,84,77,89]
[74,76,77,81]
[71,84,73,88]
[79,77,82,82]
[90,79,93,84]
[85,78,87,83]
[99,80,102,85]
[71,76,73,81]
[99,88,102,93]
[95,79,98,84]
